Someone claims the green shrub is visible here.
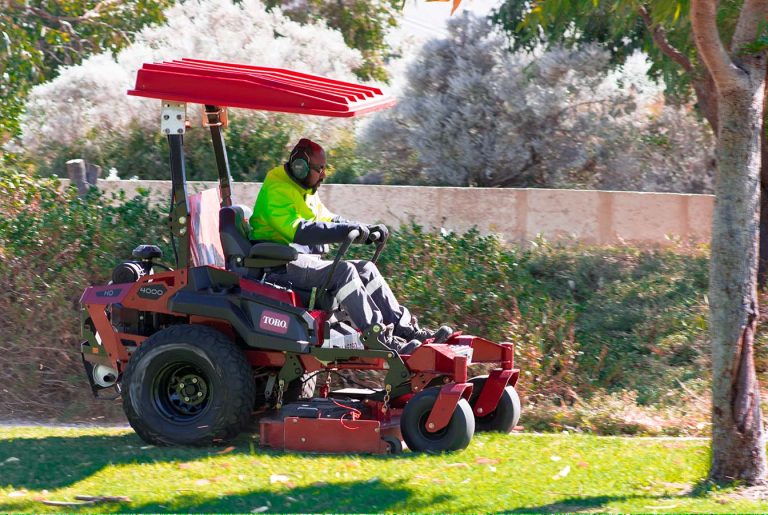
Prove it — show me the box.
[34,118,295,183]
[0,164,170,419]
[351,226,711,417]
[0,175,716,432]
[31,118,374,184]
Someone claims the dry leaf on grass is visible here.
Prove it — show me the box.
[195,479,211,486]
[217,446,236,454]
[445,462,469,468]
[270,474,290,484]
[552,465,571,480]
[475,457,500,465]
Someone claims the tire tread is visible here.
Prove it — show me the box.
[122,324,255,446]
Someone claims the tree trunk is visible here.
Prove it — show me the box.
[758,83,768,287]
[709,81,767,484]
[692,0,768,485]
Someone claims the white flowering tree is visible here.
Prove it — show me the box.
[20,0,364,179]
[362,13,713,192]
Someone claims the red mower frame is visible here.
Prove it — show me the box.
[79,58,521,454]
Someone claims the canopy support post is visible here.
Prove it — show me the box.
[204,104,233,208]
[162,100,191,269]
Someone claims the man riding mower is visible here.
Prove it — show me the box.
[78,58,521,454]
[248,137,453,355]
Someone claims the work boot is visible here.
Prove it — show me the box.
[397,339,421,355]
[400,324,454,343]
[375,324,420,355]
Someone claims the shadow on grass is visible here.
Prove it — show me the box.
[99,479,448,513]
[505,478,722,513]
[0,429,444,512]
[0,430,422,491]
[506,495,640,513]
[0,432,218,490]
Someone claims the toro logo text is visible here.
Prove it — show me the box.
[259,310,290,335]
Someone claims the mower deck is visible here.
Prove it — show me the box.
[259,397,404,454]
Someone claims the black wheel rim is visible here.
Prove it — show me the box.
[476,409,498,423]
[151,362,211,422]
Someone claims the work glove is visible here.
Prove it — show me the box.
[350,224,370,244]
[367,224,389,244]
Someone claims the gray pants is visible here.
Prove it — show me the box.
[266,254,413,336]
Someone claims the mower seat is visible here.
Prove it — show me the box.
[219,206,297,277]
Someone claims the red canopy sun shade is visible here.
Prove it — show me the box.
[128,58,395,117]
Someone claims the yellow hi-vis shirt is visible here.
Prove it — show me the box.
[249,164,336,243]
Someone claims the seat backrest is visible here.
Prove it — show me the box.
[190,188,225,268]
[219,205,253,262]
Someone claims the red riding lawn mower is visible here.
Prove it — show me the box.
[79,58,521,454]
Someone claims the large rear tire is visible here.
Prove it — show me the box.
[400,387,474,453]
[122,324,255,446]
[468,375,521,433]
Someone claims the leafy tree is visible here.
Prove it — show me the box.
[361,13,712,191]
[493,1,717,147]
[488,0,768,485]
[690,0,768,484]
[0,0,170,139]
[19,0,363,180]
[263,0,401,82]
[492,0,768,286]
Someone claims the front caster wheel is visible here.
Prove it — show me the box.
[400,387,474,453]
[122,324,255,446]
[382,435,403,454]
[468,375,521,433]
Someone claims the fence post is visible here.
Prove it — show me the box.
[86,162,102,186]
[66,159,101,196]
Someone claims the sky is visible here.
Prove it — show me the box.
[384,0,661,107]
[381,0,505,94]
[394,0,503,42]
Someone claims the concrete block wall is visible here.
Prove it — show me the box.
[89,179,715,246]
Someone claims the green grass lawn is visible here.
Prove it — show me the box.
[0,426,765,513]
